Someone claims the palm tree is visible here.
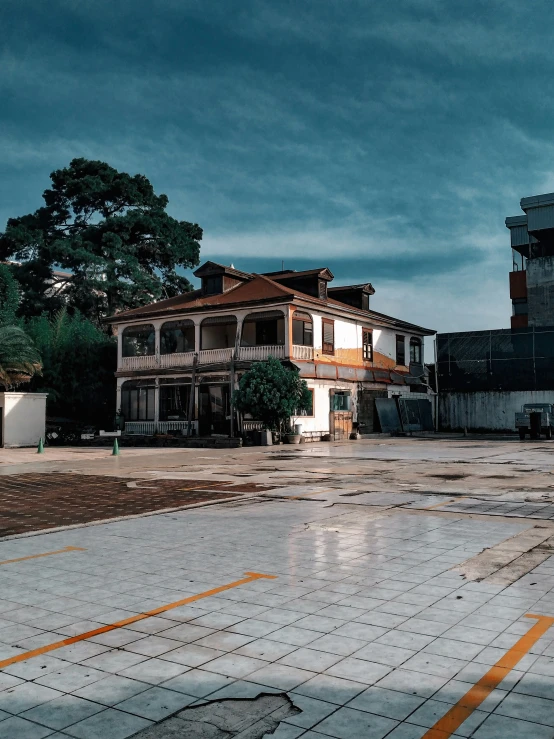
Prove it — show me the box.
[0,325,42,388]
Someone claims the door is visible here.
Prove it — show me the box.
[329,390,353,440]
[358,388,388,432]
[199,384,231,436]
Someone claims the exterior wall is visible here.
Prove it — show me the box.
[0,393,48,447]
[527,256,554,327]
[295,379,358,435]
[439,390,554,432]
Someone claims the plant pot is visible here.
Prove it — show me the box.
[286,434,302,444]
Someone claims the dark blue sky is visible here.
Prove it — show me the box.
[2,0,554,331]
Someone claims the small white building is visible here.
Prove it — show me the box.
[0,392,48,448]
[106,262,435,440]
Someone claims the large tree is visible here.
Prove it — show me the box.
[0,158,202,321]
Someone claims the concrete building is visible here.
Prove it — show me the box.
[107,261,435,440]
[507,193,554,328]
[439,191,554,432]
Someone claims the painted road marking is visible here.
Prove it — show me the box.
[0,546,86,566]
[422,613,554,739]
[0,571,277,670]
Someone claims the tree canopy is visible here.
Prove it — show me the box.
[0,264,20,327]
[0,158,202,321]
[233,357,312,432]
[24,308,116,425]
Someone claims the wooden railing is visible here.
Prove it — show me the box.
[237,345,285,361]
[197,348,234,364]
[124,421,198,435]
[120,355,157,370]
[292,345,314,360]
[159,352,195,368]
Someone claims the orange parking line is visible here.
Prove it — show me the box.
[422,613,554,739]
[0,546,86,566]
[0,571,277,670]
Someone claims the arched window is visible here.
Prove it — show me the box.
[200,316,237,350]
[161,320,195,354]
[241,311,285,346]
[410,337,422,364]
[292,311,313,347]
[122,324,155,357]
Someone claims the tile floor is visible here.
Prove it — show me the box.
[0,496,552,738]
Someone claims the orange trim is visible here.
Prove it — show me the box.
[0,571,277,670]
[422,614,554,739]
[0,546,86,566]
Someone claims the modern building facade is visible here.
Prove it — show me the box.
[107,261,435,440]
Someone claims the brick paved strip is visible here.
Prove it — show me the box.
[0,474,276,537]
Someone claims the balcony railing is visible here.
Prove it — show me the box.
[120,344,289,370]
[159,352,195,368]
[121,355,157,370]
[292,344,314,360]
[237,345,285,361]
[197,348,234,364]
[125,421,198,435]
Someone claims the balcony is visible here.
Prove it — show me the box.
[198,348,234,364]
[292,344,314,360]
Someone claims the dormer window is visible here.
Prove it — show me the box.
[203,275,223,295]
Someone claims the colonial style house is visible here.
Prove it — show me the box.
[106,261,435,440]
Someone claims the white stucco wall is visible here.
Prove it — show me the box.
[0,393,48,447]
[439,390,554,432]
[293,380,358,434]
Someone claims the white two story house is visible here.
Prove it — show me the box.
[106,261,435,440]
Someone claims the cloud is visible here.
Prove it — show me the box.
[2,0,554,332]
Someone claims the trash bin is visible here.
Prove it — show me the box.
[530,411,541,440]
[294,423,303,435]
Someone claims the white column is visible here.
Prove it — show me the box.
[194,319,202,353]
[284,306,291,359]
[116,377,123,414]
[154,325,161,360]
[154,378,160,426]
[116,327,123,369]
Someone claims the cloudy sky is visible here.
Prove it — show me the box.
[2,0,554,333]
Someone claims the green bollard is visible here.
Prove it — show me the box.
[112,438,120,456]
[37,437,45,454]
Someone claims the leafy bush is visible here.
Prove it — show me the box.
[233,356,312,432]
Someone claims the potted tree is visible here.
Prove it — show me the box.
[233,357,312,445]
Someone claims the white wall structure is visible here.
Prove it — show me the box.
[439,390,554,432]
[0,393,48,447]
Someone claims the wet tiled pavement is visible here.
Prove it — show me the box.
[0,439,553,738]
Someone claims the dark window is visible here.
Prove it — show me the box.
[295,389,314,416]
[319,280,327,301]
[121,381,155,421]
[396,335,406,365]
[203,275,223,295]
[122,325,155,357]
[331,391,351,411]
[410,337,422,364]
[512,298,528,316]
[255,319,278,345]
[292,313,313,346]
[160,321,195,354]
[322,319,335,355]
[363,329,373,361]
[160,384,191,421]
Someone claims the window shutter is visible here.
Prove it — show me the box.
[322,320,334,354]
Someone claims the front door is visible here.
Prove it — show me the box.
[329,390,353,440]
[199,384,231,436]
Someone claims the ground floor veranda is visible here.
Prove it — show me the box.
[116,370,433,441]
